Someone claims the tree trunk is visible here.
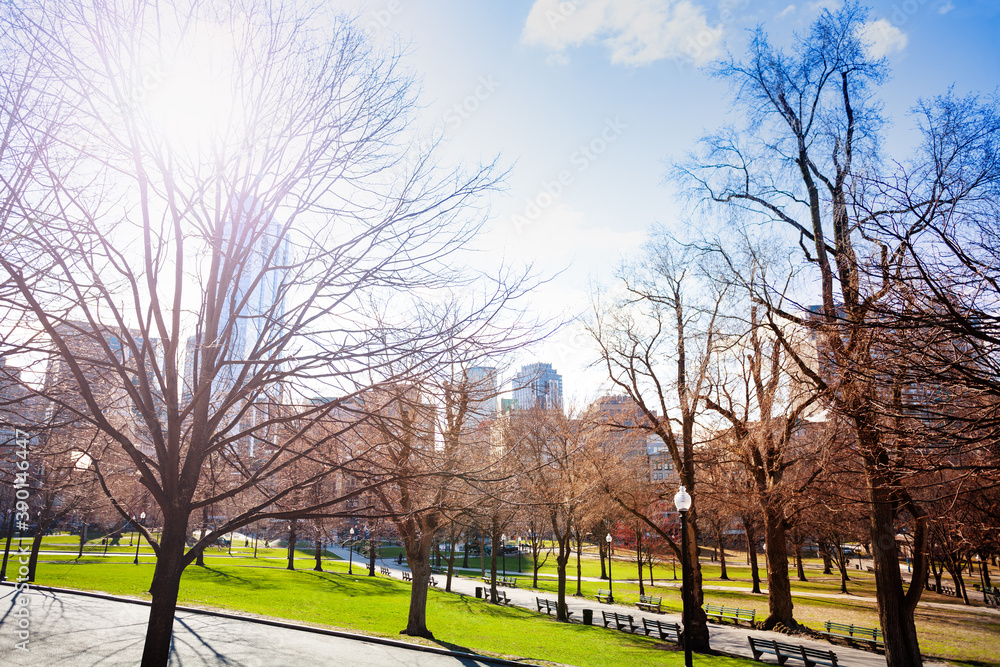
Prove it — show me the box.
[286,520,297,570]
[489,521,500,603]
[868,466,926,667]
[761,506,795,629]
[313,534,322,572]
[26,531,44,581]
[819,542,833,575]
[532,542,541,588]
[555,532,571,622]
[195,506,207,567]
[745,518,761,594]
[931,558,944,592]
[140,520,188,666]
[717,525,728,581]
[834,539,850,594]
[599,539,607,579]
[401,531,435,639]
[637,528,645,596]
[446,533,456,593]
[794,539,807,582]
[78,522,88,558]
[368,532,376,576]
[683,507,711,652]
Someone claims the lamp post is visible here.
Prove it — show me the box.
[348,527,355,575]
[674,485,693,667]
[133,512,146,564]
[605,532,614,604]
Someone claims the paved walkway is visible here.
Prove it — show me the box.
[326,547,950,667]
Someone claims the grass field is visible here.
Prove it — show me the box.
[21,537,1000,666]
[29,557,747,667]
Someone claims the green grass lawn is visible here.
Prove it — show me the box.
[30,558,748,667]
[25,541,1000,666]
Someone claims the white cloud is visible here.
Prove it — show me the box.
[807,0,842,11]
[777,4,796,18]
[522,0,724,67]
[939,1,955,14]
[857,18,908,58]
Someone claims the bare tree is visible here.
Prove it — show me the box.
[587,234,727,651]
[0,2,533,664]
[509,407,594,622]
[679,4,999,663]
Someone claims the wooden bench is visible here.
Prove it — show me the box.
[642,618,679,642]
[596,588,613,603]
[401,571,412,582]
[379,566,391,576]
[535,597,574,618]
[941,584,956,596]
[748,636,838,666]
[704,603,756,625]
[428,575,438,587]
[494,589,509,604]
[602,611,640,633]
[819,621,883,650]
[636,594,662,613]
[503,576,518,588]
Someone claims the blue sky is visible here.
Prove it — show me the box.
[337,0,1000,404]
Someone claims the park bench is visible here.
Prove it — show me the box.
[534,597,574,618]
[596,588,613,603]
[428,575,438,587]
[704,603,756,625]
[402,571,412,582]
[636,594,662,613]
[642,618,679,642]
[602,611,640,633]
[819,621,883,650]
[940,584,956,596]
[379,566,391,576]
[503,576,518,588]
[493,589,509,604]
[748,636,838,667]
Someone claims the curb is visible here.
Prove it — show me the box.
[0,580,533,666]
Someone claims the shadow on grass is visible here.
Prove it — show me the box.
[302,569,401,596]
[186,564,256,588]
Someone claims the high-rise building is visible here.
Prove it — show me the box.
[465,366,498,425]
[511,362,563,411]
[184,197,290,401]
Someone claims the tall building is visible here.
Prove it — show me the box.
[465,366,498,425]
[184,196,290,404]
[511,362,563,411]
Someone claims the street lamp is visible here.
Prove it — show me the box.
[133,512,146,564]
[605,532,614,604]
[674,485,693,667]
[348,526,355,575]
